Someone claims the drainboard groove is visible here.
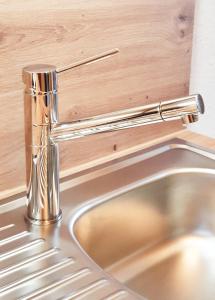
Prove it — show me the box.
[0,257,74,296]
[18,268,91,300]
[0,231,31,246]
[59,278,108,300]
[0,224,15,232]
[0,247,59,277]
[103,291,129,300]
[0,238,45,261]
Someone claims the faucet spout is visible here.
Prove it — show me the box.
[22,64,204,225]
[50,95,204,143]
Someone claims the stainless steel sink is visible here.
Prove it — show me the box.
[1,138,215,299]
[71,139,215,300]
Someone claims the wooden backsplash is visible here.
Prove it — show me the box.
[0,0,195,198]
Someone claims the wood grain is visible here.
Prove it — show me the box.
[0,0,195,197]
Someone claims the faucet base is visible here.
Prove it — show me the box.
[25,210,62,226]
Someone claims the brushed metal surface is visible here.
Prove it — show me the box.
[1,139,215,299]
[72,139,215,300]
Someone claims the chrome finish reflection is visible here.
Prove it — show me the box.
[23,63,205,225]
[51,95,203,142]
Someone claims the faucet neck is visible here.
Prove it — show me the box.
[23,65,61,224]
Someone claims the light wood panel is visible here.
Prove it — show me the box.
[0,0,195,197]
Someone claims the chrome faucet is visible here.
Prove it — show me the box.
[23,64,204,225]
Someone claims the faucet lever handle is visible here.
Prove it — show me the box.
[22,48,119,97]
[56,48,119,74]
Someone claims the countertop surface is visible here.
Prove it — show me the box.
[176,129,215,150]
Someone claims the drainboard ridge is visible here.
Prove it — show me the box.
[0,222,136,300]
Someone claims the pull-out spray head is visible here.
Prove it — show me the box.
[160,94,205,124]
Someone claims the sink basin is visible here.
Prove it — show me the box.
[72,141,215,300]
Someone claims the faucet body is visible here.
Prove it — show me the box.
[23,64,204,225]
